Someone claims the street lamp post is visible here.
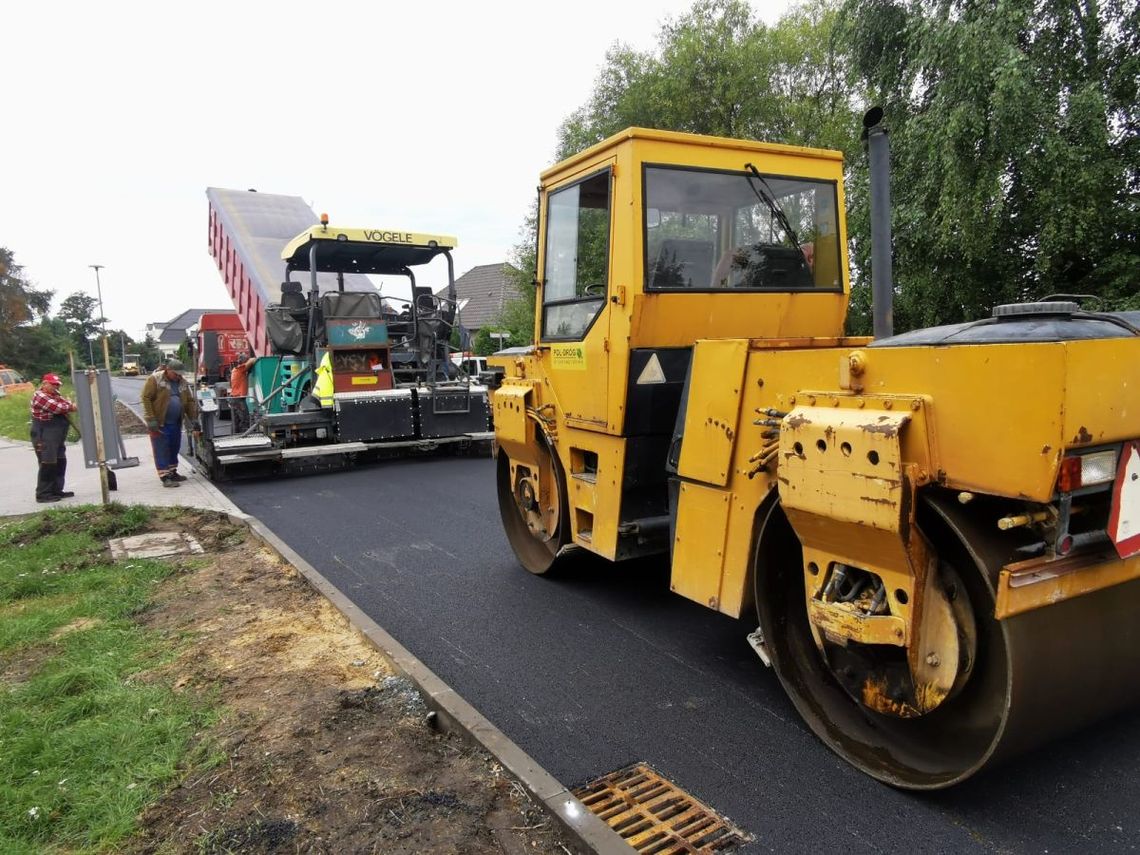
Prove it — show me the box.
[89,264,110,372]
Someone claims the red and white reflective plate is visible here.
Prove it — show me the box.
[1109,441,1140,559]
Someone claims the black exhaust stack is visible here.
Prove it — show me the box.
[862,107,893,338]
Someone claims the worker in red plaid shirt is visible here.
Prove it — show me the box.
[30,373,78,503]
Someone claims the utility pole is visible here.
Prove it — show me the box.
[89,264,111,371]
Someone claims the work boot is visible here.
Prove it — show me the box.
[53,491,75,498]
[168,472,187,482]
[161,475,180,488]
[36,495,62,503]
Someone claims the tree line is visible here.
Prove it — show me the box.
[481,0,1136,348]
[0,248,162,378]
[7,0,1135,361]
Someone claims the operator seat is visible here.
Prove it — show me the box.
[413,287,437,315]
[279,281,307,311]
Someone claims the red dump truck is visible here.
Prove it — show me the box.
[194,311,248,385]
[204,188,357,424]
[207,188,378,357]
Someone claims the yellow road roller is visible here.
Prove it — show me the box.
[491,118,1140,789]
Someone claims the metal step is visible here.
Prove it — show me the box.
[212,435,275,451]
[210,433,492,465]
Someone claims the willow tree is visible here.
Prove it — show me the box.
[842,0,1140,331]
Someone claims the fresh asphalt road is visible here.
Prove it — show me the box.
[110,375,146,407]
[212,456,1140,854]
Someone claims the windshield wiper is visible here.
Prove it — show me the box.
[744,163,802,251]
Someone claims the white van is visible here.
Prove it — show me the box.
[450,354,489,378]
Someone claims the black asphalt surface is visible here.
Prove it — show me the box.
[216,456,1140,854]
[110,375,146,410]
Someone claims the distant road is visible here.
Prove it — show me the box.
[110,375,146,414]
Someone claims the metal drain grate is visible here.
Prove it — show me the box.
[573,762,749,853]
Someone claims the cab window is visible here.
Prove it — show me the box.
[644,165,842,292]
[541,169,611,340]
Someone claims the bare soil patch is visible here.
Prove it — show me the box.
[124,511,577,855]
[116,399,149,435]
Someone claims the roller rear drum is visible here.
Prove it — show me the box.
[755,492,1140,789]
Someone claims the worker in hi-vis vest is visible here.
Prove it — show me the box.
[314,352,334,407]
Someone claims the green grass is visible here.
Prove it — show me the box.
[0,389,35,442]
[0,382,82,444]
[0,505,219,853]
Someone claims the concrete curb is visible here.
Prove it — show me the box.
[237,513,633,855]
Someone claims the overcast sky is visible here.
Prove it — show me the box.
[3,0,791,339]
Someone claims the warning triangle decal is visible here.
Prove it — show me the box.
[636,353,667,385]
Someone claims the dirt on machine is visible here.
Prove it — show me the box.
[489,118,1140,789]
[194,188,492,479]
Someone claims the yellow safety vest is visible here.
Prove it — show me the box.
[314,352,334,407]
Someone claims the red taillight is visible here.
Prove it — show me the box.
[1058,456,1082,493]
[1057,448,1119,494]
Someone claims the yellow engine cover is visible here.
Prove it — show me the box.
[778,405,912,533]
[492,383,534,458]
